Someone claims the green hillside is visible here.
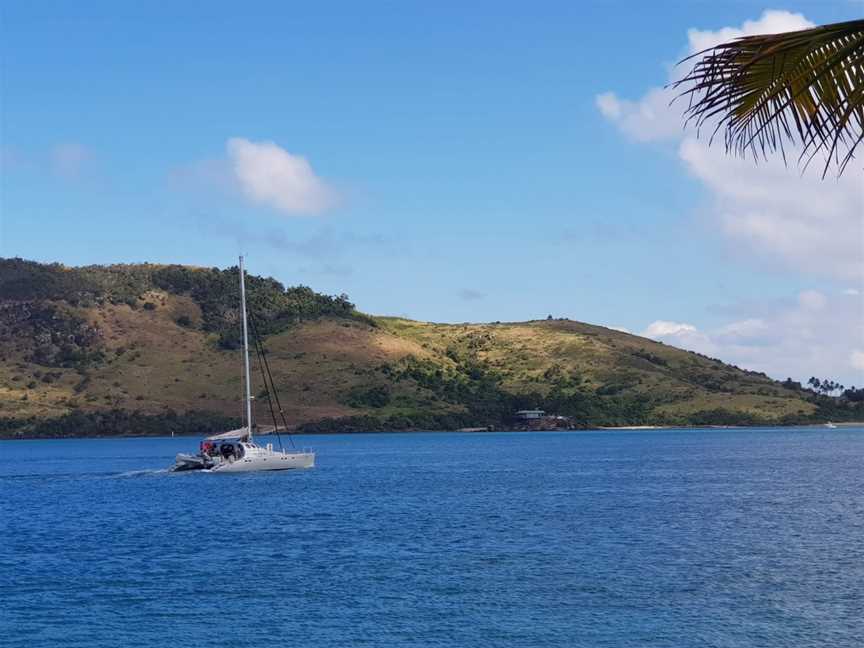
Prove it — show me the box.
[0,258,857,437]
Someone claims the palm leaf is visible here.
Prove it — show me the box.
[673,19,864,177]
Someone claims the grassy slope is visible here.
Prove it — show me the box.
[376,317,815,421]
[0,290,817,428]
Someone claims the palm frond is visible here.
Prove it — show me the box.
[673,19,864,177]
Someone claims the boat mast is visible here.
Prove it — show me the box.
[239,255,253,441]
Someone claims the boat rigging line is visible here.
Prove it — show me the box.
[248,312,296,450]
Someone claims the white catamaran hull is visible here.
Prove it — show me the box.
[209,450,315,473]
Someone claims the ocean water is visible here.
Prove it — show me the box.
[2,427,863,647]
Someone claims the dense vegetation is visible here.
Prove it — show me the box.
[0,258,363,348]
[148,264,360,348]
[2,409,242,439]
[297,412,478,434]
[0,301,105,370]
[382,355,654,427]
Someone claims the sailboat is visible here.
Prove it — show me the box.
[171,256,315,473]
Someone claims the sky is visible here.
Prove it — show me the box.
[1,1,862,386]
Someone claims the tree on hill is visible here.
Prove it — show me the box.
[843,386,864,402]
[675,19,864,177]
[809,377,845,396]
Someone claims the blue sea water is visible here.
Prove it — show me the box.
[2,427,863,647]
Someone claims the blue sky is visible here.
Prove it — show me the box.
[1,2,862,384]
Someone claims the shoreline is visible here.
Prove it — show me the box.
[2,421,861,441]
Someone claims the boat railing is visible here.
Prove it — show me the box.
[281,447,314,455]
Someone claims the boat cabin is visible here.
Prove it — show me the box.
[199,428,259,462]
[201,439,247,460]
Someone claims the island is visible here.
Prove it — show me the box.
[1,258,861,438]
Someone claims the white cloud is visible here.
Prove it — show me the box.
[717,318,767,339]
[686,10,813,53]
[844,288,861,296]
[226,138,337,215]
[643,320,698,337]
[641,290,864,385]
[679,138,863,280]
[596,10,863,282]
[641,320,714,355]
[595,88,682,142]
[50,143,92,179]
[595,92,622,119]
[608,325,631,334]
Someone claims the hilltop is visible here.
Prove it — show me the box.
[0,258,858,438]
